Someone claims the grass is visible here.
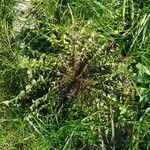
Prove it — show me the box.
[0,0,150,149]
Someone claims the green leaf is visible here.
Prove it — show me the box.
[135,63,150,83]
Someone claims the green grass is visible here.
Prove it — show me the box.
[0,0,150,149]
